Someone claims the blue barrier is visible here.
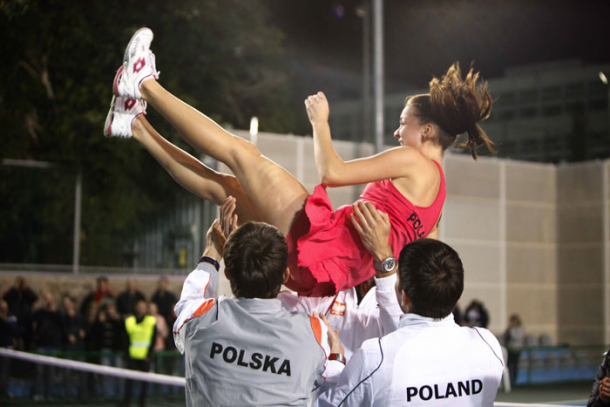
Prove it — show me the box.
[513,345,605,385]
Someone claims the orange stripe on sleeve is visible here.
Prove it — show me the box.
[193,299,216,318]
[309,315,323,346]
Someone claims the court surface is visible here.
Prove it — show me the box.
[495,381,591,406]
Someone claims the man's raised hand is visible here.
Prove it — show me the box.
[313,311,344,356]
[350,201,393,265]
[220,196,238,238]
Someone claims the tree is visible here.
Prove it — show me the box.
[0,0,293,265]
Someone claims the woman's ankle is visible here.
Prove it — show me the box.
[131,115,146,140]
[140,78,157,101]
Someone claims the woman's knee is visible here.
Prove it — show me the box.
[227,137,261,165]
[219,174,242,194]
[241,138,261,155]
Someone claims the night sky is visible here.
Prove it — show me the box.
[269,0,610,98]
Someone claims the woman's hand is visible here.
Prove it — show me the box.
[305,91,330,124]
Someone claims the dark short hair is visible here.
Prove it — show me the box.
[398,238,464,319]
[223,222,287,299]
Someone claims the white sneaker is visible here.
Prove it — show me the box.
[103,95,146,138]
[113,27,159,99]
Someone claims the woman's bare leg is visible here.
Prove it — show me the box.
[131,115,261,223]
[140,79,309,236]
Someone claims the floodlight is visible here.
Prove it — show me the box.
[250,116,259,143]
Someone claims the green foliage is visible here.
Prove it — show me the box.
[0,0,291,265]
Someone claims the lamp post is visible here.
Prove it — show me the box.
[599,72,610,154]
[372,0,384,154]
[356,4,371,145]
[599,70,610,344]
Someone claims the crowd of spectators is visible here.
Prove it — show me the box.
[0,275,179,400]
[0,276,177,355]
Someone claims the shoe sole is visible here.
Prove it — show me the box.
[112,65,123,96]
[123,27,153,64]
[103,96,116,137]
[114,27,153,97]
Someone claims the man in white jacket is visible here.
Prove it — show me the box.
[318,238,504,407]
[173,220,338,406]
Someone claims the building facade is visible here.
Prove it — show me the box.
[330,60,610,163]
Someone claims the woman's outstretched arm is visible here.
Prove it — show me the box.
[305,92,428,188]
[305,92,344,185]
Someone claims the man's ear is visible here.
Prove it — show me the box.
[401,290,412,313]
[283,268,291,284]
[402,290,409,305]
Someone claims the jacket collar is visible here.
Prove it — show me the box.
[398,313,455,329]
[232,297,283,315]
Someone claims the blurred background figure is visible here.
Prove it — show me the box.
[465,299,489,328]
[3,277,37,350]
[162,301,180,391]
[79,282,95,322]
[90,301,123,398]
[0,299,18,399]
[453,303,463,326]
[148,303,168,353]
[0,300,18,348]
[122,300,156,407]
[587,350,610,406]
[117,279,146,319]
[80,276,114,323]
[61,295,88,397]
[62,296,87,352]
[165,303,177,351]
[32,291,63,401]
[151,277,176,329]
[148,302,170,394]
[504,314,524,387]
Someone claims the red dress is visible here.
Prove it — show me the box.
[286,160,446,297]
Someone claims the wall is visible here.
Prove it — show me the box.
[556,161,609,344]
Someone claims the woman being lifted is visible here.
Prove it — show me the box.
[105,28,494,296]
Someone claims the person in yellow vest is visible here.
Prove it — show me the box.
[122,299,156,407]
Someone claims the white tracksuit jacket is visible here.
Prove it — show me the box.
[317,313,504,407]
[173,261,339,406]
[278,273,402,361]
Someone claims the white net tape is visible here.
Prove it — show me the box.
[0,347,185,387]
